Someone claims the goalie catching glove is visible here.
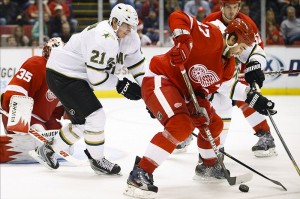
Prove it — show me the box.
[244,61,265,88]
[116,78,141,100]
[245,91,276,116]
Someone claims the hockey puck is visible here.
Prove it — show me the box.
[239,184,249,192]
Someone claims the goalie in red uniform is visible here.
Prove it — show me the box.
[0,38,69,163]
[124,11,276,198]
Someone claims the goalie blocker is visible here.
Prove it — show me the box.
[7,95,34,134]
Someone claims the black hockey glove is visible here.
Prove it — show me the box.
[116,78,141,100]
[244,61,265,88]
[245,91,276,116]
[146,107,155,119]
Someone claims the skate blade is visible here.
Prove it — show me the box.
[28,150,56,170]
[94,170,123,176]
[253,148,278,157]
[123,185,157,199]
[173,147,188,154]
[192,174,226,183]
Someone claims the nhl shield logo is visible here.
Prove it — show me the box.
[188,64,220,87]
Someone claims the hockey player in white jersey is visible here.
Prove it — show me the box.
[31,3,145,175]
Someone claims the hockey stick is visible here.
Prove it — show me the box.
[239,69,300,77]
[252,83,300,176]
[191,133,286,190]
[267,111,300,176]
[179,65,252,185]
[0,107,87,166]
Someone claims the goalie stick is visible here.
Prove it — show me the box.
[239,69,300,77]
[179,65,253,185]
[0,107,87,166]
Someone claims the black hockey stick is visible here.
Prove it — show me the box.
[191,132,287,190]
[220,148,287,191]
[252,83,300,176]
[239,69,300,77]
[179,65,252,185]
[267,110,300,176]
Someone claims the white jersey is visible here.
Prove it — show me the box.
[47,20,145,89]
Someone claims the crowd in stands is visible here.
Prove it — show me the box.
[1,0,300,47]
[0,0,76,46]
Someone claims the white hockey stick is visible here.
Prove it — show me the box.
[179,64,253,185]
[0,107,87,166]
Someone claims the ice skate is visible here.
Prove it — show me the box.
[173,134,193,154]
[193,155,229,182]
[28,139,59,170]
[124,156,158,199]
[84,149,121,175]
[252,131,277,157]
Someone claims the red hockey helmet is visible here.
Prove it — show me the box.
[42,37,64,59]
[225,18,255,46]
[220,0,241,4]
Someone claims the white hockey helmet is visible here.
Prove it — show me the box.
[42,37,64,59]
[109,3,138,30]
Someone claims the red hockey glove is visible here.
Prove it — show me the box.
[170,34,193,66]
[187,96,212,128]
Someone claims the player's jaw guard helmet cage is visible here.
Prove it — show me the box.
[225,18,255,46]
[42,37,64,59]
[108,3,139,30]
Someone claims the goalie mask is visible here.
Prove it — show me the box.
[42,37,64,60]
[108,3,138,31]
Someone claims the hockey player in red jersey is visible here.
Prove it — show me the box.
[124,11,275,198]
[0,38,67,163]
[192,0,277,157]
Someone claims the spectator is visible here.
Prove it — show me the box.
[280,6,300,45]
[155,29,174,47]
[110,0,134,8]
[49,4,69,37]
[196,6,206,21]
[210,0,220,12]
[240,2,250,16]
[13,25,30,46]
[266,29,285,45]
[48,0,77,33]
[60,21,72,42]
[140,0,159,20]
[143,9,159,43]
[266,8,281,39]
[280,0,300,23]
[164,0,181,27]
[25,0,51,25]
[137,20,152,46]
[31,12,51,42]
[6,35,17,47]
[184,0,211,17]
[0,0,21,25]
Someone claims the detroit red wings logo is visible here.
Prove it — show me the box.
[188,64,220,87]
[46,89,57,102]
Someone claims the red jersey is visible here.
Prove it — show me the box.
[203,11,263,48]
[1,56,62,130]
[149,11,235,97]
